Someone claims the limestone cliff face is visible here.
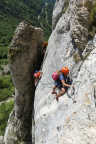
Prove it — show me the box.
[4,21,44,144]
[52,0,65,30]
[34,0,96,144]
[3,0,96,144]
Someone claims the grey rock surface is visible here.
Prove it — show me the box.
[52,0,65,30]
[71,6,89,54]
[3,0,96,144]
[0,136,4,144]
[4,21,44,144]
[34,0,96,144]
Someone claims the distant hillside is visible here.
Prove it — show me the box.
[0,0,55,59]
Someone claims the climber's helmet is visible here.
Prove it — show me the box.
[61,66,69,76]
[42,41,48,48]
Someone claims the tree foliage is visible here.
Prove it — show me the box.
[0,0,55,57]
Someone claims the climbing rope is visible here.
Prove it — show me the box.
[67,86,76,103]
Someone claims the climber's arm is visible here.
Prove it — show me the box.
[61,79,71,87]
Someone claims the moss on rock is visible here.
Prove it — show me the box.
[0,100,14,136]
[73,52,81,63]
[62,0,70,14]
[8,45,29,63]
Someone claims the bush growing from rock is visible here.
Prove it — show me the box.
[0,100,14,135]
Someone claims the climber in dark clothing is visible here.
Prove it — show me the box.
[52,67,73,101]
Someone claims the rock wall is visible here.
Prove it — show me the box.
[4,21,44,144]
[0,136,4,144]
[52,0,65,30]
[34,0,96,144]
[3,0,96,144]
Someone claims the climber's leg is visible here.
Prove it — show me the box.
[52,85,57,95]
[56,87,66,101]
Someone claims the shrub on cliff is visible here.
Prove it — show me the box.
[85,1,96,38]
[0,100,14,135]
[0,75,14,102]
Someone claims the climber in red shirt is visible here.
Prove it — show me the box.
[34,70,43,87]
